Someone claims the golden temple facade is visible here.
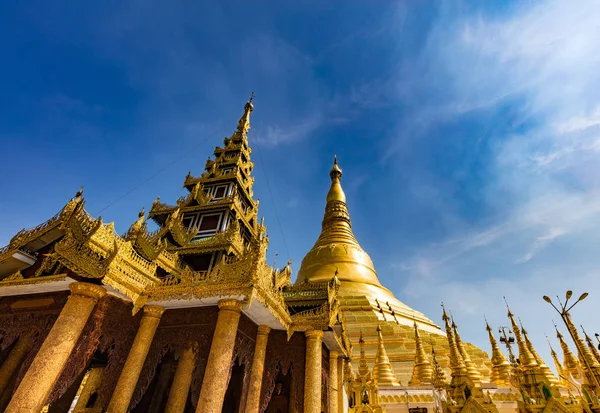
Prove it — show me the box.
[0,96,599,413]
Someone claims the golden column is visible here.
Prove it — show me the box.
[304,329,323,413]
[329,351,339,413]
[337,357,344,413]
[0,333,33,399]
[107,305,165,413]
[5,282,106,413]
[165,341,198,413]
[245,325,271,413]
[196,299,243,413]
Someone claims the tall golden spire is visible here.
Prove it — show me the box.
[358,331,370,378]
[409,321,433,386]
[452,316,482,383]
[520,320,559,384]
[547,336,568,387]
[441,305,467,376]
[372,326,401,386]
[296,156,382,287]
[505,301,537,368]
[556,327,581,378]
[582,327,600,364]
[486,321,511,386]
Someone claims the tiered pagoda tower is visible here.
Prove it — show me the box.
[147,94,261,275]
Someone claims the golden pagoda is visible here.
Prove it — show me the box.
[296,156,491,385]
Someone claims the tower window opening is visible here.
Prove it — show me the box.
[199,214,221,231]
[212,184,229,199]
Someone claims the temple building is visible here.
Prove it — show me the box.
[1,96,600,413]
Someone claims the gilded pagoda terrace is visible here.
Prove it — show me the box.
[171,220,245,256]
[149,190,259,240]
[0,190,347,337]
[183,166,256,200]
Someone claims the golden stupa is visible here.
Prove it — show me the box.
[296,157,491,383]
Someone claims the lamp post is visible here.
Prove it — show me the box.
[498,326,517,366]
[543,291,600,389]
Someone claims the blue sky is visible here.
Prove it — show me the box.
[2,0,600,371]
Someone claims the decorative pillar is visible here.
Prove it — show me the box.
[196,299,243,413]
[329,351,339,413]
[5,282,106,413]
[0,333,33,399]
[107,305,165,413]
[165,341,198,413]
[337,357,344,413]
[304,329,323,413]
[245,325,271,413]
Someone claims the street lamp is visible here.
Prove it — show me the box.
[498,326,517,366]
[543,291,600,389]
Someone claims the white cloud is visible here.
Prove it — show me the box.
[386,0,600,373]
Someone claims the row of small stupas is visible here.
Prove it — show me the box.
[0,96,599,413]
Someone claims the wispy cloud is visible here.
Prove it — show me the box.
[382,0,600,371]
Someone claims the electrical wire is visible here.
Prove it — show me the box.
[94,128,223,215]
[92,123,292,264]
[251,136,292,261]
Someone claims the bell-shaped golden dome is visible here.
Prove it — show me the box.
[296,156,382,287]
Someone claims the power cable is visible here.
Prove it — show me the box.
[251,136,292,261]
[94,128,223,215]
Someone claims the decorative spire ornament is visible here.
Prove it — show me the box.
[556,327,581,379]
[504,299,537,368]
[520,320,559,385]
[452,316,482,383]
[486,320,511,386]
[372,325,401,386]
[547,335,569,387]
[582,326,600,365]
[441,304,467,376]
[358,331,370,379]
[409,321,433,386]
[431,345,448,389]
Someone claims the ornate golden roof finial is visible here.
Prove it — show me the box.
[451,314,482,383]
[235,92,255,138]
[372,325,401,386]
[555,325,581,378]
[546,334,568,386]
[520,318,559,384]
[75,186,84,202]
[409,320,433,386]
[431,344,448,388]
[327,154,345,203]
[485,319,511,386]
[582,326,600,364]
[441,303,467,375]
[504,297,537,368]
